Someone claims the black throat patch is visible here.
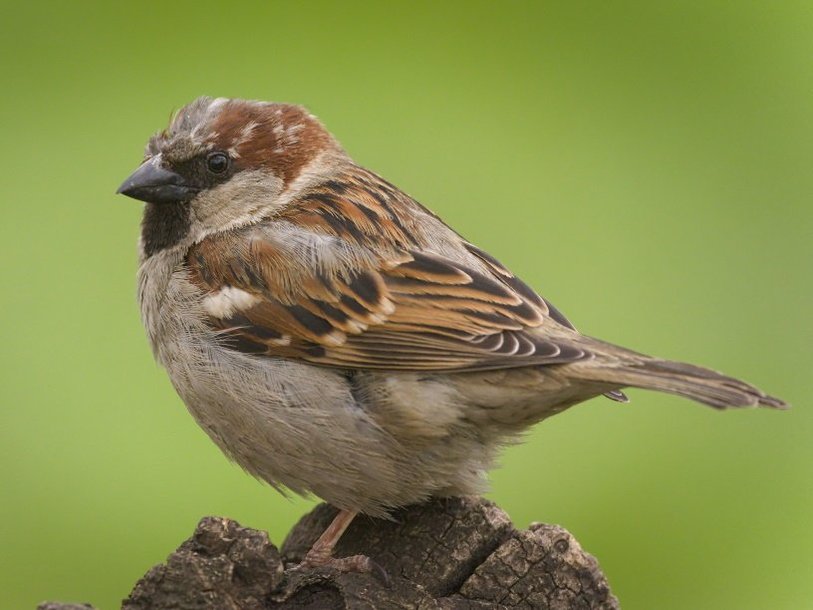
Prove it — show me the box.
[141,202,191,257]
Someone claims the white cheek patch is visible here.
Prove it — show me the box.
[202,286,261,318]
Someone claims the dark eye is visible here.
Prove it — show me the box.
[206,151,230,174]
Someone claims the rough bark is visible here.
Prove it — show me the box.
[40,497,619,609]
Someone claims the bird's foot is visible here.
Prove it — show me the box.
[295,549,390,585]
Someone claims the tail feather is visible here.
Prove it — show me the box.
[613,360,786,409]
[571,340,787,410]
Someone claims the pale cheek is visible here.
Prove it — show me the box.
[189,169,285,239]
[202,287,261,319]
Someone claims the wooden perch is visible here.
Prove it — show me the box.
[39,497,619,609]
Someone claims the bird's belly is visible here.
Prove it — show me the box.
[160,333,374,498]
[140,265,498,515]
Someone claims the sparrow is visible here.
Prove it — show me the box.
[117,96,786,574]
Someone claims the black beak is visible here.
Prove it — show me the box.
[116,157,198,204]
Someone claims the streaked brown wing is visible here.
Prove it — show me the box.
[187,230,590,372]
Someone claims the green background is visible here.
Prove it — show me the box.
[1,2,811,608]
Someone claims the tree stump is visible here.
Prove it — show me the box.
[39,497,619,609]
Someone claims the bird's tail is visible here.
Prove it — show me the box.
[568,338,787,410]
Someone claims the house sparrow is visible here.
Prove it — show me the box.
[118,96,786,574]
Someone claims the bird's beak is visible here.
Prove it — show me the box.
[116,156,198,204]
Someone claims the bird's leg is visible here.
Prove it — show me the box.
[301,508,356,565]
[297,508,387,581]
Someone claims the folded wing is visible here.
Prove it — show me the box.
[187,225,590,372]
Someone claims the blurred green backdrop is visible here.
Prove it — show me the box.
[1,2,811,609]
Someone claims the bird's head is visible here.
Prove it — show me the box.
[117,96,344,256]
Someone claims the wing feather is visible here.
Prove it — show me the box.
[186,167,590,372]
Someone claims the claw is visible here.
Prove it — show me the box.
[297,552,390,585]
[288,507,391,585]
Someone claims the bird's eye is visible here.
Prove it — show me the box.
[206,151,230,174]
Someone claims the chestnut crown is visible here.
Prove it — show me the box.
[117,97,340,206]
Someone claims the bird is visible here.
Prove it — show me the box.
[117,96,786,575]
